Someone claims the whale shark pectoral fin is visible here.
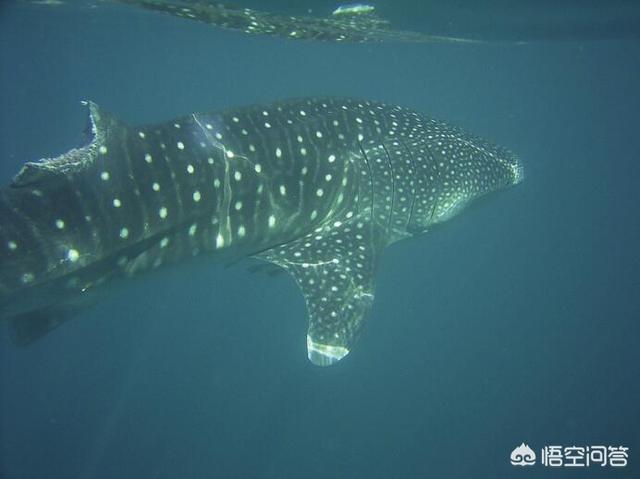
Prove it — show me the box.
[7,307,78,347]
[255,215,384,366]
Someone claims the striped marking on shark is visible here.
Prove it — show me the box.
[0,98,522,365]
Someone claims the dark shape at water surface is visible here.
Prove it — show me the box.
[0,98,522,365]
[115,0,483,44]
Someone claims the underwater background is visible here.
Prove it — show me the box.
[1,0,639,477]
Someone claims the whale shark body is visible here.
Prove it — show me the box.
[115,1,481,44]
[0,98,522,365]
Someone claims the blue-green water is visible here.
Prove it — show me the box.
[0,1,638,478]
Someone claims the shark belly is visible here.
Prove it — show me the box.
[0,97,522,364]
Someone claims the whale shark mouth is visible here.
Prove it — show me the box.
[511,159,525,184]
[307,335,350,366]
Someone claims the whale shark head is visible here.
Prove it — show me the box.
[428,139,523,225]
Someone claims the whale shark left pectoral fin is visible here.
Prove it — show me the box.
[255,215,385,366]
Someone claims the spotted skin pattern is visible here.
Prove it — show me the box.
[116,0,481,44]
[0,98,522,365]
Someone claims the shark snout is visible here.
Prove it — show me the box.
[510,156,525,185]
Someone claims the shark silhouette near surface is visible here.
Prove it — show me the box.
[115,1,482,44]
[0,98,522,365]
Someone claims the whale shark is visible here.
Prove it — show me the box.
[0,97,522,365]
[115,1,482,44]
